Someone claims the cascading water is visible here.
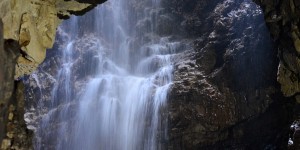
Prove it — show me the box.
[26,0,186,149]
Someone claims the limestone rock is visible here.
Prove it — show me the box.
[253,0,300,99]
[163,0,293,149]
[253,0,300,147]
[8,113,13,121]
[1,139,11,149]
[0,0,106,78]
[0,0,106,148]
[24,0,294,149]
[0,37,20,150]
[19,13,31,47]
[278,62,300,97]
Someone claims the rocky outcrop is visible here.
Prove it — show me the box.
[0,25,31,149]
[23,33,103,149]
[0,0,106,149]
[0,21,23,149]
[252,0,300,99]
[23,0,295,149]
[0,0,106,78]
[162,0,295,149]
[1,82,33,150]
[251,0,300,149]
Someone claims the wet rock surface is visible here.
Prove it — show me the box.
[165,0,295,149]
[252,0,300,98]
[1,82,33,150]
[253,0,300,149]
[0,0,106,149]
[289,111,300,150]
[23,32,107,148]
[23,0,297,149]
[0,21,33,149]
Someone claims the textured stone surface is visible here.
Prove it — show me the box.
[24,32,107,149]
[0,19,4,147]
[1,82,33,150]
[252,0,300,98]
[0,0,107,148]
[0,34,21,150]
[0,0,106,78]
[0,32,33,149]
[24,0,295,149]
[252,0,300,149]
[163,0,294,149]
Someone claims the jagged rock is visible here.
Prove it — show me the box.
[0,0,107,148]
[0,0,106,78]
[165,0,293,149]
[23,33,106,148]
[289,119,300,150]
[1,139,11,149]
[0,37,20,149]
[252,0,300,148]
[23,0,295,149]
[253,0,300,99]
[0,36,33,149]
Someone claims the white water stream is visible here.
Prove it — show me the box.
[30,0,184,149]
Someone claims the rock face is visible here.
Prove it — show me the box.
[165,0,294,149]
[252,0,300,98]
[0,20,25,149]
[0,23,31,149]
[23,32,106,149]
[0,0,106,78]
[3,0,300,149]
[252,0,300,149]
[24,0,295,149]
[0,0,106,149]
[1,82,33,150]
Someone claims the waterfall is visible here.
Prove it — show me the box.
[26,0,186,149]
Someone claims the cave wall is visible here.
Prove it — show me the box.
[0,0,106,149]
[252,0,300,99]
[0,0,105,78]
[162,0,295,149]
[252,0,300,149]
[1,0,300,149]
[0,19,26,149]
[23,0,296,149]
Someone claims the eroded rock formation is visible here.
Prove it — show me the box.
[0,0,106,149]
[2,0,300,149]
[165,0,294,149]
[252,0,300,149]
[0,0,106,78]
[0,20,29,149]
[252,0,300,99]
[24,0,296,149]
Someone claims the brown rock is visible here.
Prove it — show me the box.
[0,0,107,148]
[0,0,107,78]
[19,13,31,47]
[253,0,300,100]
[1,139,11,149]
